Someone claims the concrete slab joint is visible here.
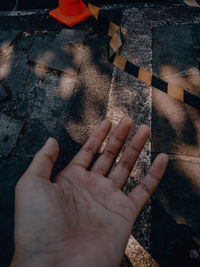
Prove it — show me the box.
[0,30,21,52]
[0,113,24,157]
[28,29,86,75]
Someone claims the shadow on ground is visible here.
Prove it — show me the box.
[152,23,200,266]
[0,9,125,267]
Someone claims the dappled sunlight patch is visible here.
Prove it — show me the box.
[64,103,103,145]
[160,64,200,97]
[174,215,188,225]
[175,158,200,191]
[58,73,77,99]
[106,82,127,127]
[0,41,11,53]
[153,63,200,156]
[0,46,13,80]
[35,50,55,67]
[64,120,91,145]
[34,63,49,79]
[153,87,186,132]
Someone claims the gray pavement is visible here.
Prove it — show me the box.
[0,4,200,267]
[0,82,7,100]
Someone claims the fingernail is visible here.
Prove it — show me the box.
[45,137,53,145]
[101,119,111,127]
[45,137,57,148]
[137,124,150,135]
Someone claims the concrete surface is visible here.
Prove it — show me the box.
[111,7,152,253]
[28,34,85,74]
[0,30,20,52]
[119,6,200,267]
[0,4,200,267]
[0,113,24,156]
[0,82,7,100]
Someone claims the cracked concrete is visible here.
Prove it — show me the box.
[0,113,24,157]
[28,35,84,74]
[0,4,200,267]
[0,30,20,52]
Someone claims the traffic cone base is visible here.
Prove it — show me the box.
[49,5,92,28]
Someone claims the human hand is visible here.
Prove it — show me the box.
[10,116,168,267]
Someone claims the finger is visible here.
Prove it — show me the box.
[128,153,169,218]
[109,125,150,187]
[69,120,112,169]
[26,137,59,180]
[91,116,133,176]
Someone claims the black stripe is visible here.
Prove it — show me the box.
[151,75,168,93]
[82,0,90,7]
[107,35,112,42]
[108,47,116,63]
[124,61,139,78]
[184,91,200,110]
[98,12,110,32]
[117,29,121,40]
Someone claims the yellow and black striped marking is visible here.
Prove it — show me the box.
[82,0,200,111]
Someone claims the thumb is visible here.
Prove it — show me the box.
[26,138,59,180]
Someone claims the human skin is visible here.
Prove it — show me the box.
[10,116,168,267]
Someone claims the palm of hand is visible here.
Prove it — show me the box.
[12,117,168,267]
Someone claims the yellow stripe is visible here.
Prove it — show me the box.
[113,55,126,70]
[86,0,198,109]
[108,22,120,37]
[109,32,122,52]
[183,0,200,7]
[88,3,100,19]
[138,68,152,86]
[167,84,184,102]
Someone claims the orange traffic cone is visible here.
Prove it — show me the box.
[49,0,92,27]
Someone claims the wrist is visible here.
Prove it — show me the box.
[10,250,61,267]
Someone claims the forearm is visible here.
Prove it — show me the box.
[10,248,121,267]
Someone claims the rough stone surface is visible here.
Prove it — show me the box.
[0,82,7,100]
[0,113,24,157]
[28,34,84,74]
[0,30,20,52]
[0,50,29,114]
[0,50,28,93]
[16,71,81,160]
[0,13,119,267]
[114,7,152,253]
[56,29,87,44]
[0,158,31,267]
[15,32,34,51]
[63,34,114,144]
[1,5,200,267]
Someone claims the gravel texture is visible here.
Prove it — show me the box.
[115,5,200,264]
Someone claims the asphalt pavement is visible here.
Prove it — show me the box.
[0,3,200,267]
